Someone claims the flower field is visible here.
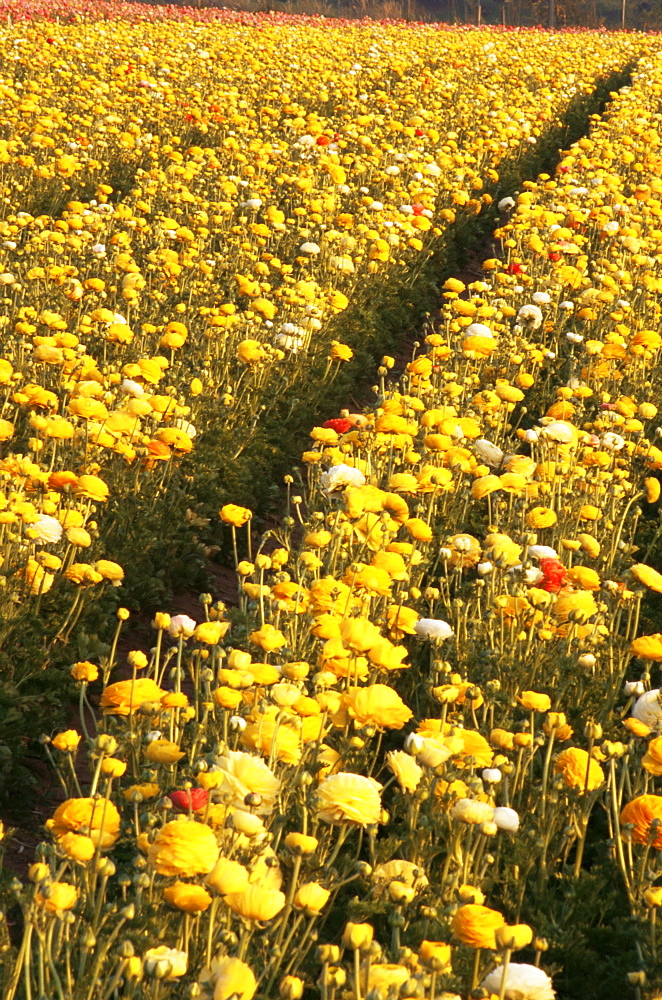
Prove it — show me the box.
[3,8,662,1000]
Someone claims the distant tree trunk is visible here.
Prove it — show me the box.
[477,0,482,22]
[548,0,555,27]
[621,0,626,28]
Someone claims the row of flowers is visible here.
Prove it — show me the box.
[0,20,650,631]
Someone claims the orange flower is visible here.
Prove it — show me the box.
[452,903,505,949]
[620,795,662,848]
[148,819,219,876]
[100,678,165,715]
[642,736,662,776]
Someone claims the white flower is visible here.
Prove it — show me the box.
[473,438,504,468]
[399,204,414,215]
[145,730,163,743]
[524,567,544,585]
[540,421,575,444]
[369,201,383,211]
[524,429,539,443]
[531,291,550,305]
[320,464,366,493]
[91,243,106,255]
[299,242,320,254]
[229,716,247,731]
[577,653,596,668]
[602,220,620,233]
[498,196,515,211]
[559,300,574,310]
[274,334,303,353]
[174,419,197,439]
[417,739,453,769]
[493,806,520,832]
[28,515,63,544]
[624,680,645,696]
[385,165,400,176]
[477,561,493,576]
[464,322,494,339]
[424,163,441,177]
[0,271,15,284]
[404,733,425,755]
[632,689,662,729]
[517,304,543,329]
[482,768,502,784]
[167,614,196,638]
[566,332,583,344]
[120,378,145,398]
[241,198,262,211]
[481,963,555,1000]
[414,618,454,641]
[528,545,558,560]
[602,432,625,451]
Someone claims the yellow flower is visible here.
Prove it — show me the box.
[145,739,186,765]
[148,819,219,876]
[418,942,452,970]
[211,956,257,1000]
[37,882,78,913]
[316,772,382,826]
[495,924,534,951]
[343,684,413,730]
[206,856,250,895]
[293,882,331,914]
[630,564,662,593]
[224,885,286,921]
[642,736,662,776]
[163,882,212,913]
[249,623,286,652]
[219,504,252,526]
[51,730,81,752]
[194,621,230,644]
[123,783,161,803]
[100,757,127,778]
[518,691,552,713]
[284,833,319,855]
[554,748,604,790]
[330,341,353,361]
[386,750,423,793]
[48,797,120,848]
[100,678,165,715]
[58,832,96,863]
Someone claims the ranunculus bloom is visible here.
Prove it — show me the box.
[209,751,280,815]
[169,788,210,812]
[59,832,96,863]
[51,730,81,752]
[224,885,286,921]
[631,634,662,661]
[631,564,662,593]
[143,946,188,979]
[206,856,250,895]
[48,797,120,848]
[452,903,505,949]
[481,962,556,999]
[632,689,662,729]
[293,881,331,914]
[100,678,165,715]
[414,618,454,641]
[343,684,413,730]
[642,736,662,776]
[451,799,495,825]
[212,956,257,1000]
[220,504,252,526]
[163,881,212,913]
[386,750,423,793]
[554,748,604,791]
[37,881,78,912]
[518,691,552,713]
[148,819,219,876]
[620,794,662,848]
[145,739,185,765]
[316,772,382,826]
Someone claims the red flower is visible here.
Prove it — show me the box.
[168,788,209,812]
[540,558,566,593]
[505,263,523,275]
[414,128,425,137]
[412,204,424,216]
[316,135,331,146]
[323,418,352,434]
[548,252,562,262]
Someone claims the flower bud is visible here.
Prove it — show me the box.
[495,924,534,951]
[342,922,374,951]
